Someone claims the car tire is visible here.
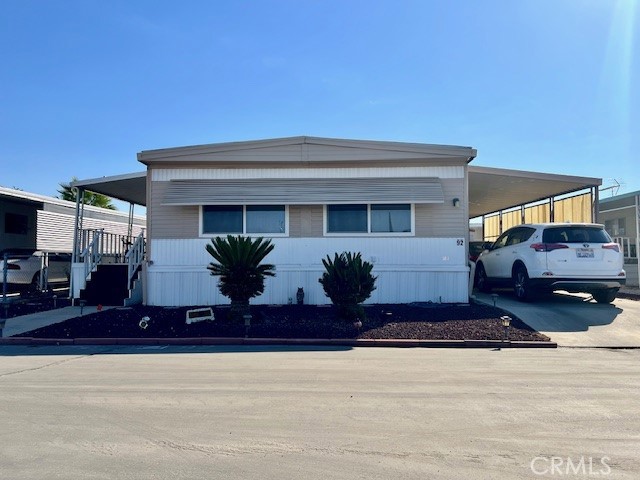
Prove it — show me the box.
[28,272,42,293]
[592,289,618,304]
[513,264,534,302]
[475,263,491,293]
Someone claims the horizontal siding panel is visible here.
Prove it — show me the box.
[146,237,469,306]
[150,181,199,239]
[147,269,468,306]
[43,203,145,225]
[152,165,464,181]
[415,178,466,238]
[162,178,444,205]
[37,211,144,252]
[151,237,466,267]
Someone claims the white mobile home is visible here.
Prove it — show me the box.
[140,137,475,305]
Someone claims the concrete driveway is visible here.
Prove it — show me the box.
[474,290,640,347]
[0,345,638,479]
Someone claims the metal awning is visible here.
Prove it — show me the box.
[162,177,444,205]
[70,167,602,216]
[468,166,601,218]
[71,171,147,206]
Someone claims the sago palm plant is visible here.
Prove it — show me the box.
[318,251,377,322]
[206,235,276,319]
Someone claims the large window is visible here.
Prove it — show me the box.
[202,205,286,235]
[326,204,412,234]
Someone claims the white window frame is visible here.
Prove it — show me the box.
[323,204,415,237]
[200,205,289,237]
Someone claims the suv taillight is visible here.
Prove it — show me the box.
[602,243,620,253]
[530,243,569,252]
[6,264,20,270]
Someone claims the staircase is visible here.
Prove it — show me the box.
[80,264,129,306]
[76,229,146,306]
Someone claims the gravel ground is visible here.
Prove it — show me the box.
[16,302,550,342]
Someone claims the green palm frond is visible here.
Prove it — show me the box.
[319,251,377,321]
[206,235,276,304]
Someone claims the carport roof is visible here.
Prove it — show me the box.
[71,167,601,217]
[71,171,147,206]
[468,166,601,218]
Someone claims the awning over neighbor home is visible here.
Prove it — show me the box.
[71,172,147,206]
[161,177,444,205]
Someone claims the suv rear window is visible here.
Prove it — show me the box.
[542,226,611,244]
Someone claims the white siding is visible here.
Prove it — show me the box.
[151,166,464,181]
[147,237,469,306]
[37,210,145,252]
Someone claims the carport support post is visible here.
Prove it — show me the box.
[591,186,599,223]
[71,187,85,303]
[2,253,8,304]
[635,194,639,287]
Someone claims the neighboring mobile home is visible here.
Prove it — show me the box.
[599,190,640,287]
[0,186,145,254]
[1,186,145,293]
[139,137,476,305]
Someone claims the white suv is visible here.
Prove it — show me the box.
[474,223,626,303]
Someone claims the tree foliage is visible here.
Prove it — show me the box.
[58,177,116,210]
[319,251,377,321]
[206,235,276,319]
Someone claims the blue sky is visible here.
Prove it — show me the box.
[1,0,638,205]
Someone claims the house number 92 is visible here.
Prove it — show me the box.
[456,239,464,246]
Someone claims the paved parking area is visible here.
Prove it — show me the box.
[0,345,638,479]
[474,290,640,347]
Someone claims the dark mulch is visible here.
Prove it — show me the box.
[16,302,550,342]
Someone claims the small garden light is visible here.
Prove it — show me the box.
[500,315,511,348]
[139,316,150,330]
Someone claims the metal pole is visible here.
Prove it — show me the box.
[592,186,600,223]
[2,253,8,303]
[635,194,640,288]
[128,203,134,240]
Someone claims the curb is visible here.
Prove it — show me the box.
[0,336,558,348]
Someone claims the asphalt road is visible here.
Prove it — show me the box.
[474,291,640,347]
[0,345,638,479]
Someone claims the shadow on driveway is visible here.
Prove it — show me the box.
[0,344,354,357]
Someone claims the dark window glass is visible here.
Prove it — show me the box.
[543,226,611,244]
[5,213,28,235]
[492,231,510,249]
[327,205,367,233]
[202,205,242,234]
[246,205,285,233]
[371,204,411,232]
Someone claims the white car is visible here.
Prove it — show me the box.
[0,250,71,292]
[474,223,626,303]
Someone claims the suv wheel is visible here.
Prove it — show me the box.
[513,265,534,302]
[475,263,491,293]
[592,289,618,304]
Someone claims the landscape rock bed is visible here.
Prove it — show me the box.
[17,302,550,342]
